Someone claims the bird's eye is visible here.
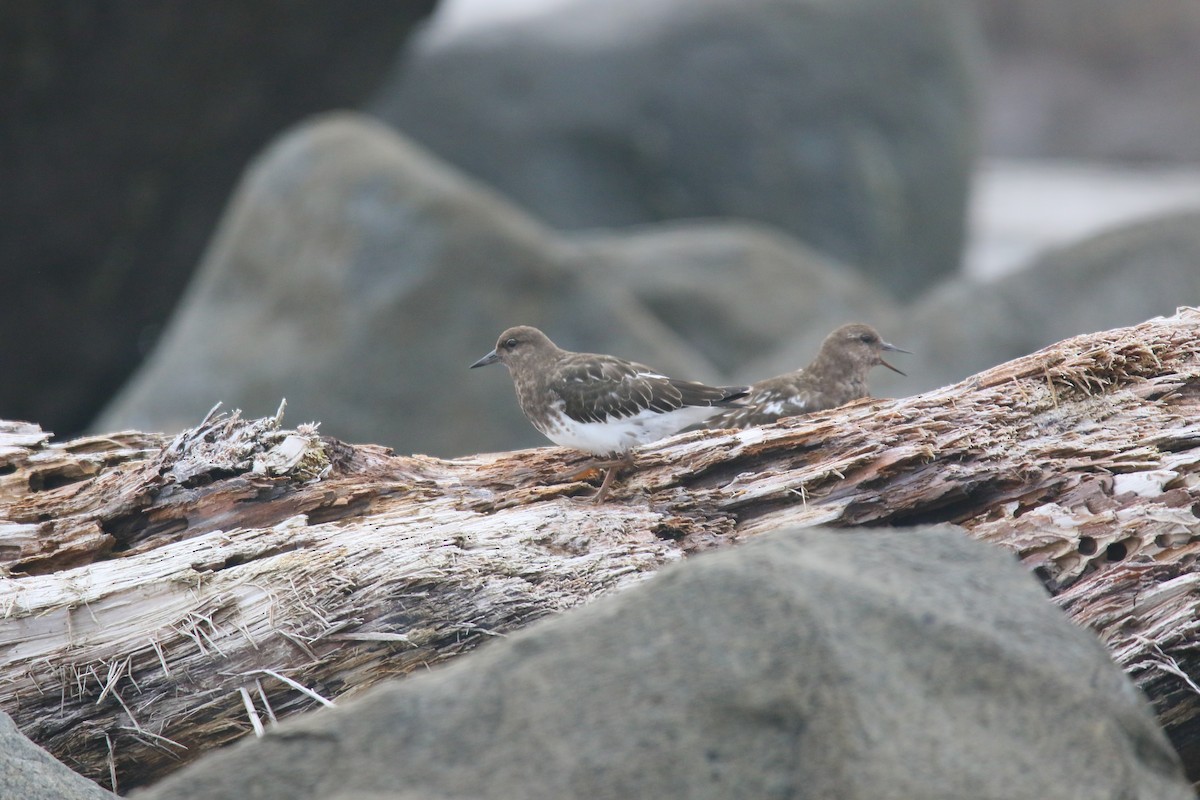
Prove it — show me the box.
[859,333,875,344]
[505,337,518,348]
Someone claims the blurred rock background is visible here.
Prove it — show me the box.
[5,0,1200,456]
[1,0,438,435]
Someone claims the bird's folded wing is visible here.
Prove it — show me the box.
[710,380,814,428]
[551,358,686,423]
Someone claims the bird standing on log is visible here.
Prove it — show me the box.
[708,323,908,429]
[471,326,749,502]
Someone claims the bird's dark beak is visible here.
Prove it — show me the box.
[470,349,500,369]
[879,340,910,375]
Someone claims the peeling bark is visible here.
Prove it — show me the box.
[2,308,1200,791]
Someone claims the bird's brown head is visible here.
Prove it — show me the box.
[470,325,558,370]
[822,323,910,375]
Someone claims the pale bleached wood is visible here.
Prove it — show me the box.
[1,308,1199,790]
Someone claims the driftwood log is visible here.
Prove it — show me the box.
[2,308,1199,792]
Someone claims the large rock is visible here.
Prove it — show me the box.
[0,1,437,437]
[136,526,1189,799]
[94,114,893,457]
[374,0,981,299]
[0,711,115,800]
[978,0,1200,161]
[884,210,1200,394]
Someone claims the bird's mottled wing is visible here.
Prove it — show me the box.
[551,356,687,423]
[709,375,819,429]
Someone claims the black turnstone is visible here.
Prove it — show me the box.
[471,325,748,502]
[708,323,908,429]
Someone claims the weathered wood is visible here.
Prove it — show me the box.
[2,308,1200,791]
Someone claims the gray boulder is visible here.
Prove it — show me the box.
[374,0,981,299]
[978,0,1200,162]
[0,711,115,800]
[137,526,1189,800]
[94,113,893,457]
[885,210,1200,393]
[92,113,707,456]
[0,1,437,438]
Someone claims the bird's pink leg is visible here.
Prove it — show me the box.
[589,453,635,504]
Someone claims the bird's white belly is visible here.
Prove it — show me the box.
[538,405,724,455]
